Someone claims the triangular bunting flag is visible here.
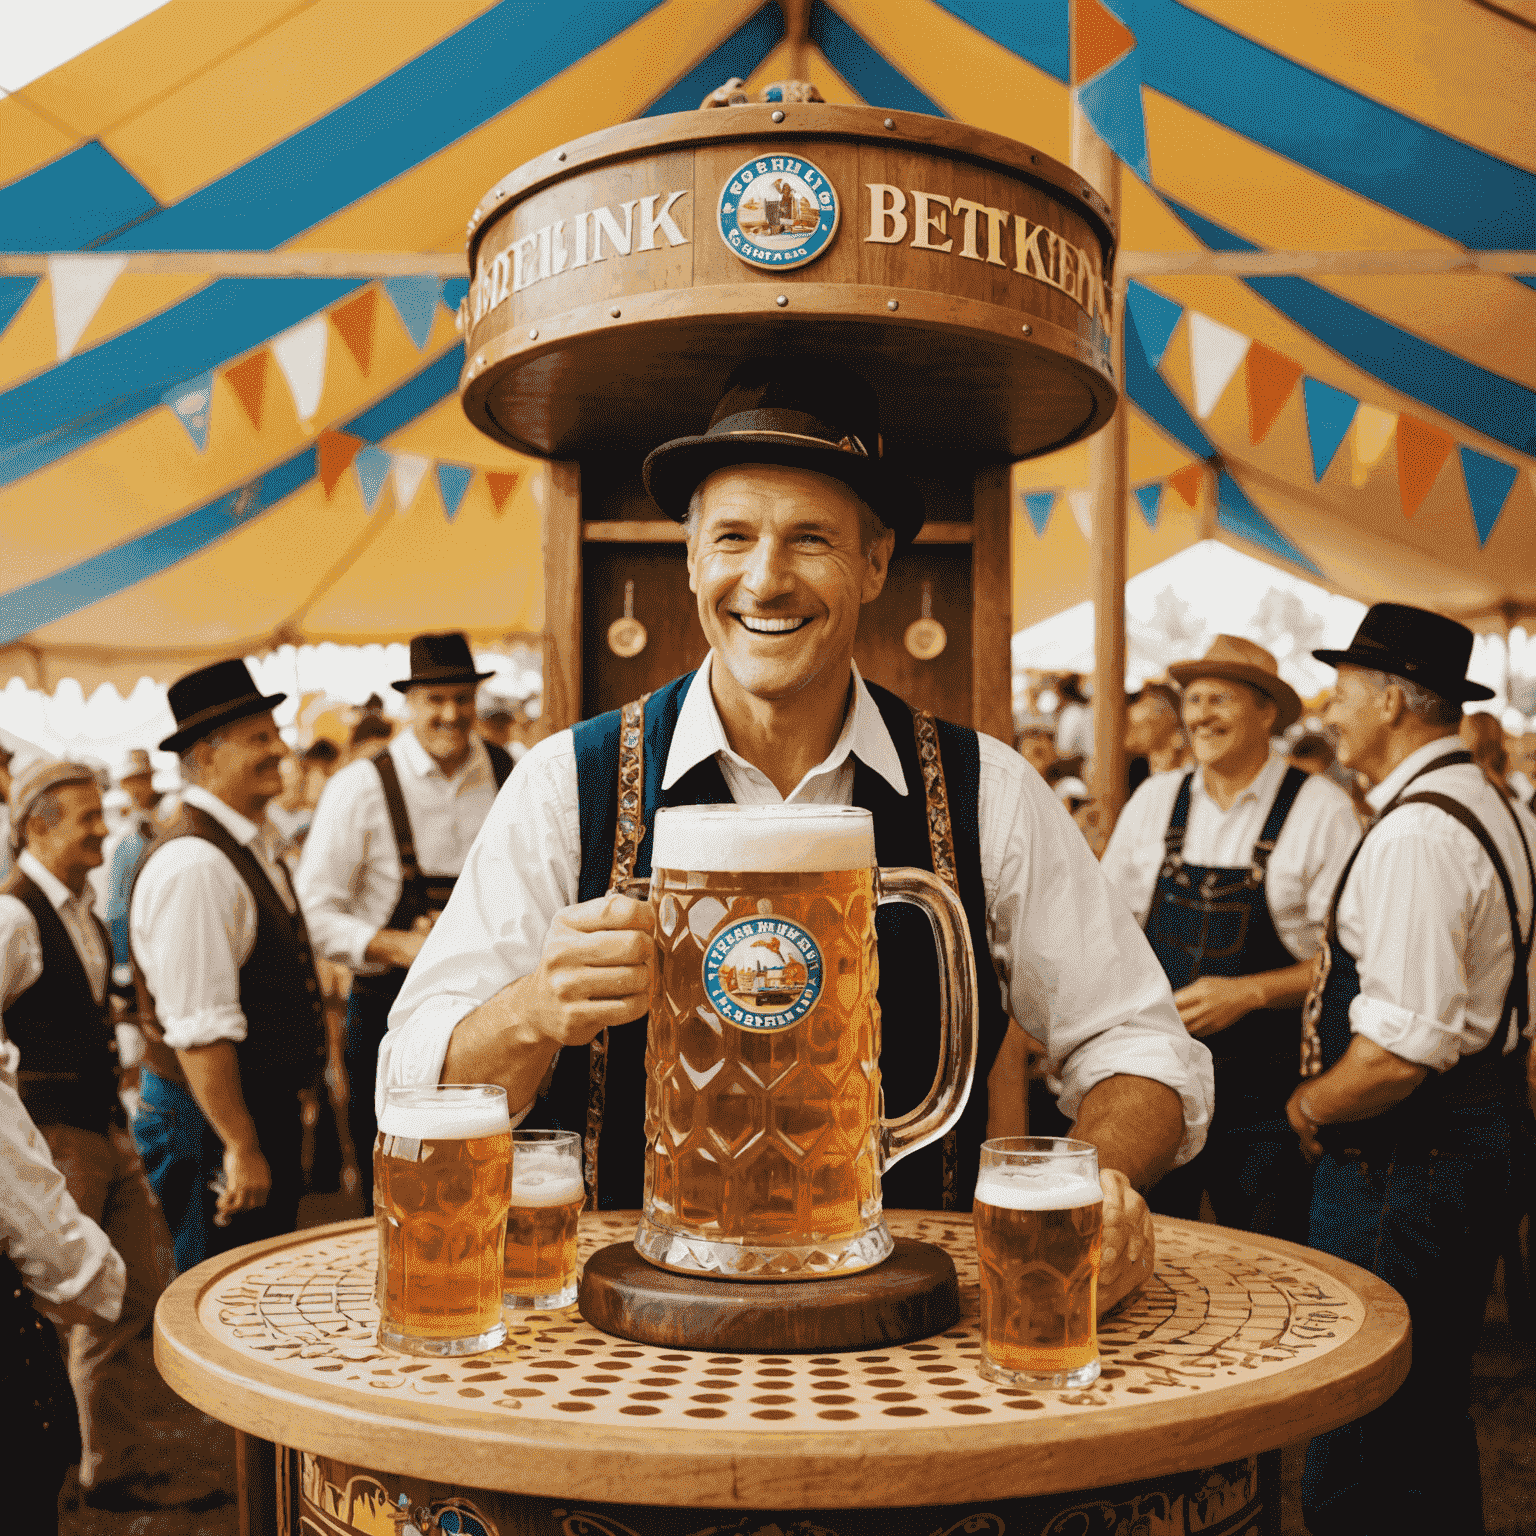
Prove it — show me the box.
[1022,492,1055,537]
[391,453,431,511]
[383,276,444,351]
[1066,490,1093,540]
[1168,463,1204,507]
[1301,378,1358,482]
[441,278,469,313]
[318,430,364,496]
[1457,446,1518,546]
[224,351,270,431]
[0,277,40,342]
[353,446,391,510]
[1126,282,1182,371]
[1073,0,1136,83]
[1187,312,1251,419]
[486,471,521,514]
[272,315,329,423]
[1133,483,1162,528]
[1215,471,1322,575]
[1074,48,1151,182]
[331,288,378,377]
[1244,342,1304,445]
[436,462,474,520]
[48,254,129,360]
[1396,415,1455,519]
[163,372,213,451]
[1353,405,1397,467]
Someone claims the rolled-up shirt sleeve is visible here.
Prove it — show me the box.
[130,840,256,1048]
[978,737,1213,1167]
[381,735,583,1113]
[0,893,43,1020]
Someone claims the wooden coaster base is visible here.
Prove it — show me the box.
[576,1239,959,1352]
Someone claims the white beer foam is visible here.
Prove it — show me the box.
[974,1167,1104,1212]
[378,1096,510,1140]
[652,805,874,873]
[511,1151,585,1207]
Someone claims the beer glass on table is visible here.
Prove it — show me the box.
[629,804,978,1280]
[973,1136,1104,1389]
[375,1084,512,1356]
[503,1129,584,1309]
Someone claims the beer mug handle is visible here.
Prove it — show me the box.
[876,867,980,1169]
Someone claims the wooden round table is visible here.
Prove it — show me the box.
[154,1211,1408,1536]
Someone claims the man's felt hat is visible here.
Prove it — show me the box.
[391,632,494,693]
[1312,602,1494,702]
[642,359,925,548]
[1167,635,1304,732]
[9,758,99,851]
[159,659,286,753]
[116,748,153,783]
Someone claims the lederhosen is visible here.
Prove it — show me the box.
[129,806,325,1270]
[518,671,1010,1213]
[0,870,118,1136]
[1143,766,1313,1239]
[344,742,512,1210]
[1299,750,1534,1534]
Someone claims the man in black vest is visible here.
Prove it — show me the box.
[130,661,325,1272]
[297,632,512,1209]
[1289,605,1535,1534]
[384,362,1213,1310]
[0,759,186,1511]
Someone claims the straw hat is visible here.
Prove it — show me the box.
[1167,636,1303,732]
[8,758,98,852]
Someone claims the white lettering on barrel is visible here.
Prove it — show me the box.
[910,191,953,253]
[550,219,570,276]
[510,232,539,293]
[591,201,637,262]
[637,190,688,250]
[865,184,908,244]
[1013,217,1052,281]
[953,198,1010,266]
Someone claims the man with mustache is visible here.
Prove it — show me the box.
[130,661,325,1272]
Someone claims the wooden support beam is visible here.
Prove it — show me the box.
[541,461,582,735]
[971,465,1013,746]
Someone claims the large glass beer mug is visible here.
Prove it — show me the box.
[630,804,978,1279]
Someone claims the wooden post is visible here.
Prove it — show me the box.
[971,463,1014,745]
[233,1430,278,1536]
[541,460,583,735]
[1072,104,1128,827]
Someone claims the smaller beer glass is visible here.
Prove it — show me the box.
[973,1136,1103,1389]
[375,1084,512,1356]
[503,1129,584,1309]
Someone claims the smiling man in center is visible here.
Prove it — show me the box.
[382,360,1211,1312]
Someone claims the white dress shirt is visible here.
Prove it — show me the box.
[296,731,501,972]
[129,785,298,1051]
[384,656,1213,1163]
[1101,750,1363,962]
[0,850,110,1021]
[1337,737,1536,1071]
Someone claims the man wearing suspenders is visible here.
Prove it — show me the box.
[297,633,512,1208]
[1102,638,1360,1240]
[1289,604,1535,1535]
[380,361,1214,1313]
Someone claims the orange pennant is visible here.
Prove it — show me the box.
[224,351,269,432]
[331,288,378,377]
[1396,415,1455,519]
[318,430,364,497]
[486,471,520,514]
[1168,463,1204,507]
[1244,342,1304,445]
[1073,0,1135,84]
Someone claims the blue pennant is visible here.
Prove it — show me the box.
[436,462,473,520]
[1301,377,1357,482]
[441,277,469,314]
[1133,483,1162,528]
[162,371,213,451]
[1075,50,1152,182]
[353,445,391,510]
[1216,471,1321,575]
[0,277,39,341]
[1458,446,1518,547]
[383,276,444,350]
[1022,492,1055,536]
[1126,281,1182,371]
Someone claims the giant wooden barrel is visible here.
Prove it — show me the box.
[459,102,1116,463]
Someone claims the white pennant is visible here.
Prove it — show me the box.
[1186,311,1251,419]
[391,453,431,511]
[271,315,329,423]
[1066,490,1094,540]
[49,254,129,360]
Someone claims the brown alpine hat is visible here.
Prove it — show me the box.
[1167,636,1304,732]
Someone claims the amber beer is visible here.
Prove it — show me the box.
[375,1085,511,1356]
[503,1129,584,1308]
[973,1137,1103,1389]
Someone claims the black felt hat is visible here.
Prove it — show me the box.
[391,632,495,693]
[642,359,924,548]
[1312,602,1495,703]
[160,660,286,753]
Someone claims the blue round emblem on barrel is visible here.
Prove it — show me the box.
[702,915,824,1032]
[717,154,840,270]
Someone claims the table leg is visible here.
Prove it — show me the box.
[1257,1446,1282,1536]
[234,1429,278,1536]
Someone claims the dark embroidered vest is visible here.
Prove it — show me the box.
[0,870,117,1131]
[131,805,324,1096]
[521,671,1010,1211]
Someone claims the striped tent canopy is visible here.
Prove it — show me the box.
[2,0,1532,690]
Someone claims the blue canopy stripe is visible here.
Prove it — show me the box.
[1215,470,1322,577]
[808,2,945,115]
[642,2,786,117]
